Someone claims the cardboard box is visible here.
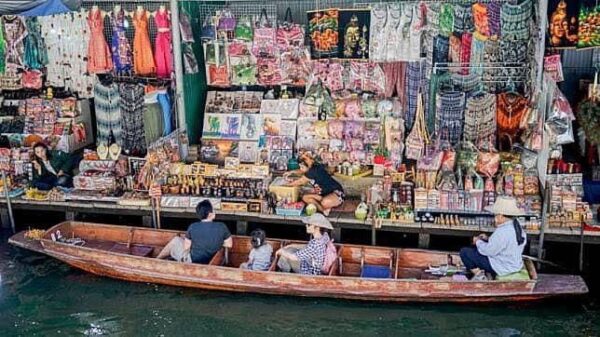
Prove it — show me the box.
[269,177,300,202]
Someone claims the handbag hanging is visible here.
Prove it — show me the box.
[217,7,236,40]
[235,16,253,41]
[405,93,429,160]
[476,137,500,177]
[252,9,276,58]
[418,133,443,171]
[201,15,216,41]
[276,8,305,50]
[22,69,43,89]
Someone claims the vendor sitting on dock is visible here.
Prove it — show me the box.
[157,200,232,263]
[31,142,75,190]
[283,151,344,216]
[460,197,527,281]
[275,213,332,275]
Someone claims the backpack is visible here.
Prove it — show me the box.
[321,239,337,274]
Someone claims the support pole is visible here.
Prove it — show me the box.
[537,185,551,267]
[2,171,15,234]
[536,0,549,86]
[170,0,187,132]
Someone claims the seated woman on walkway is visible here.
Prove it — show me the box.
[31,142,75,190]
[275,213,332,275]
[157,200,232,263]
[460,197,527,281]
[283,151,344,216]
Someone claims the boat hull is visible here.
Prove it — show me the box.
[8,223,589,303]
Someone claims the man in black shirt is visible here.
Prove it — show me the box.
[284,152,344,216]
[157,200,232,263]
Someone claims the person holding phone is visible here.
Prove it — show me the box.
[31,142,74,190]
[283,151,344,216]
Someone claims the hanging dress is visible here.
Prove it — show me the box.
[2,15,27,73]
[154,10,173,78]
[132,9,156,75]
[87,9,113,73]
[111,9,133,74]
[24,17,48,70]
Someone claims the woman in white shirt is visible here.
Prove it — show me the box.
[460,197,527,281]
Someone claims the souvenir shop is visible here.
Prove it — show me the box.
[191,0,566,229]
[0,1,183,204]
[0,0,597,238]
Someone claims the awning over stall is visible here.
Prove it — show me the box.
[0,0,80,15]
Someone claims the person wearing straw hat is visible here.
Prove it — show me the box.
[459,196,527,281]
[275,213,333,275]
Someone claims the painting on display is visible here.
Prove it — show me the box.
[200,139,239,166]
[238,141,259,163]
[202,113,223,139]
[338,9,371,59]
[220,114,241,139]
[240,113,262,140]
[547,0,579,48]
[307,9,340,59]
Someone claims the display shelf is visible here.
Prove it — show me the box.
[415,209,494,216]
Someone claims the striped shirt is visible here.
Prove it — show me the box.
[476,220,526,276]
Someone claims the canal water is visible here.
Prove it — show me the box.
[1,228,599,337]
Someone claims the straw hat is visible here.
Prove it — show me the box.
[484,196,526,217]
[302,213,334,230]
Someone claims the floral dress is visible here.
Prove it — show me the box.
[87,9,113,73]
[154,10,173,78]
[132,9,155,75]
[110,9,133,74]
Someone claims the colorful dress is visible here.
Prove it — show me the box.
[2,15,27,72]
[110,9,133,74]
[24,17,48,69]
[87,10,113,73]
[154,10,173,78]
[132,10,155,75]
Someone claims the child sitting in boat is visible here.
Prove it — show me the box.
[275,213,333,275]
[240,229,273,271]
[460,197,527,281]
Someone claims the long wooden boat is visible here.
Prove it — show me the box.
[8,221,588,303]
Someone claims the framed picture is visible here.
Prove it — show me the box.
[279,98,300,119]
[338,9,371,59]
[220,114,241,139]
[240,113,262,140]
[307,9,340,59]
[200,139,239,165]
[202,113,223,139]
[261,114,281,136]
[547,0,579,48]
[238,141,259,163]
[279,120,297,138]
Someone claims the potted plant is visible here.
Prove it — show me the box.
[373,146,389,165]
